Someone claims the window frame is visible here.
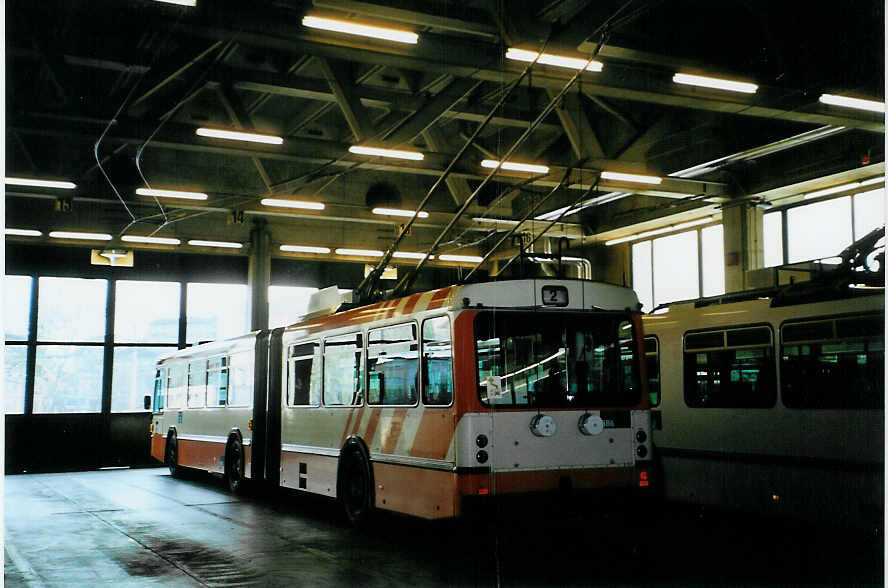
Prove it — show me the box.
[779,311,885,410]
[322,332,364,408]
[420,314,455,408]
[367,321,421,408]
[186,360,208,409]
[682,322,777,409]
[643,335,661,408]
[286,339,322,408]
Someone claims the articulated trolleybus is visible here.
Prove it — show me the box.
[149,279,653,521]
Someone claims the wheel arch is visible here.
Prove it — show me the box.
[337,435,374,499]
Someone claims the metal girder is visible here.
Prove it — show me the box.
[421,126,473,207]
[177,12,882,133]
[217,85,274,191]
[384,77,483,145]
[127,41,224,115]
[546,88,605,159]
[318,58,375,142]
[11,113,733,200]
[311,0,499,41]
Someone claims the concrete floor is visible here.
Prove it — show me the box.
[4,467,883,587]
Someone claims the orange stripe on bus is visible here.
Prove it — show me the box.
[363,407,382,446]
[410,410,454,459]
[380,408,408,454]
[402,293,422,315]
[427,286,452,309]
[349,406,366,437]
[341,407,357,445]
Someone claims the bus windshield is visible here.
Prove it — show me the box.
[475,312,640,408]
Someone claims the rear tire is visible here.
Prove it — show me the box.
[226,436,246,494]
[166,433,180,477]
[339,448,374,527]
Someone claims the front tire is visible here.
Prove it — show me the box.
[166,433,180,477]
[339,448,374,527]
[226,436,246,494]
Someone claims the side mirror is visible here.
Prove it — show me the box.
[144,395,152,410]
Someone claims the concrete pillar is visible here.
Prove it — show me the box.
[248,218,271,331]
[722,201,764,292]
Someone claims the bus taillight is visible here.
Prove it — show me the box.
[248,419,253,430]
[639,470,649,487]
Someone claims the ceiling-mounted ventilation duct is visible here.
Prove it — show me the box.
[365,182,401,209]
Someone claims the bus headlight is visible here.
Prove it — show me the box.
[635,430,647,443]
[476,434,488,448]
[636,445,648,458]
[476,450,489,464]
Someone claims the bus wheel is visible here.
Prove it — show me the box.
[166,433,180,477]
[226,436,245,494]
[339,449,374,527]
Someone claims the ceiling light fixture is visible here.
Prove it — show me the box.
[371,207,429,219]
[473,217,521,226]
[136,188,208,200]
[49,231,112,241]
[481,159,550,174]
[153,0,197,5]
[196,128,283,145]
[438,254,484,263]
[280,245,331,254]
[505,48,603,72]
[604,217,715,246]
[99,249,128,261]
[5,228,42,237]
[803,182,861,199]
[348,146,424,160]
[819,94,885,113]
[121,235,181,245]
[6,177,76,189]
[302,16,418,44]
[391,251,432,259]
[335,248,384,257]
[187,239,243,249]
[673,73,758,94]
[600,171,663,185]
[261,198,325,210]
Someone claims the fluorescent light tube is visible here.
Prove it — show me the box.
[5,228,42,237]
[154,0,197,5]
[481,160,550,174]
[261,198,325,210]
[49,231,112,241]
[6,177,76,189]
[372,207,429,219]
[438,254,483,263]
[605,217,714,246]
[280,245,331,254]
[196,128,283,145]
[673,73,758,94]
[302,16,418,44]
[391,251,432,259]
[505,48,603,72]
[349,146,424,160]
[335,248,384,257]
[136,188,208,200]
[601,171,663,185]
[819,94,885,113]
[187,239,243,249]
[121,235,181,245]
[803,182,860,199]
[473,217,521,226]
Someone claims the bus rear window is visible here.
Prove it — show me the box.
[474,312,640,408]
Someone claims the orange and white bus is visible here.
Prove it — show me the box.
[149,278,654,522]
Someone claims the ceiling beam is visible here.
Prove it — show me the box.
[421,126,473,207]
[384,77,483,145]
[546,88,605,160]
[216,85,274,191]
[318,58,375,142]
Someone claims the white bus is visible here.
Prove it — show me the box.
[149,279,654,522]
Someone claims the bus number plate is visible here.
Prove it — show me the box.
[541,285,568,307]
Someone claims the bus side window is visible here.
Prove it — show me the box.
[167,364,185,408]
[228,352,252,407]
[323,333,363,406]
[187,361,207,408]
[153,369,165,412]
[644,336,660,407]
[288,342,320,406]
[368,323,418,406]
[422,316,453,406]
[206,357,228,406]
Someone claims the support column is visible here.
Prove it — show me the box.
[722,201,764,293]
[248,218,271,331]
